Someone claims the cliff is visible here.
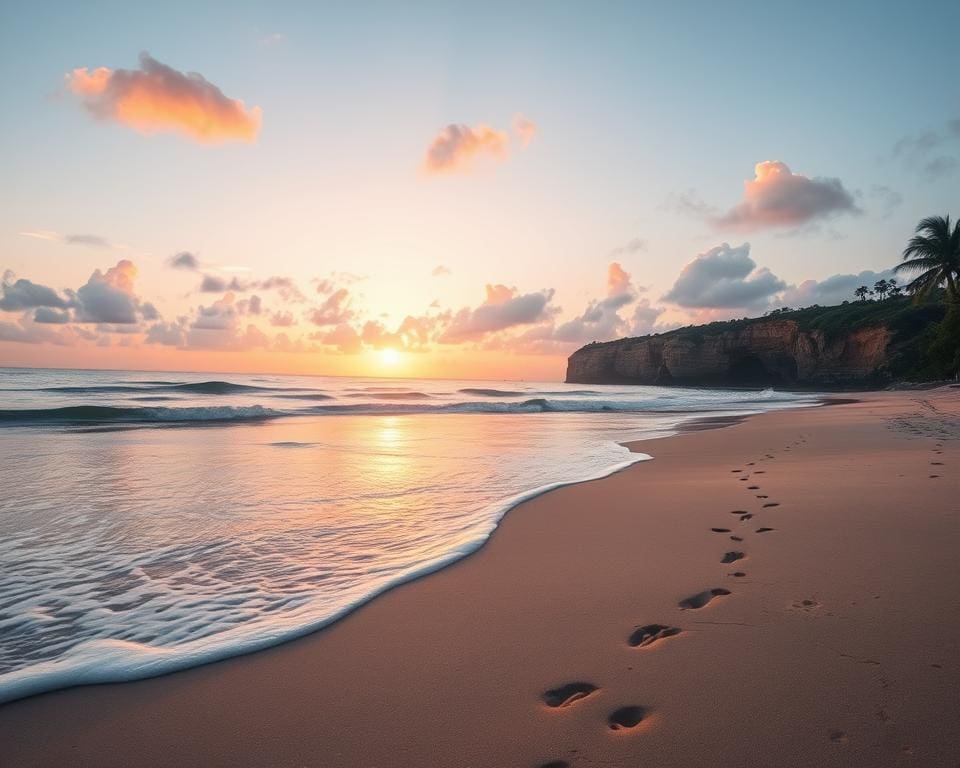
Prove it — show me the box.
[566,299,947,389]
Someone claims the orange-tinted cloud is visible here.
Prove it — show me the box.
[512,113,537,147]
[66,54,261,143]
[440,284,556,341]
[309,288,354,327]
[607,261,632,297]
[423,124,509,173]
[716,161,859,231]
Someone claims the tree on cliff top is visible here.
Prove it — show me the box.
[895,215,960,304]
[896,215,960,379]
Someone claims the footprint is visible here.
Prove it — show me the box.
[678,588,731,610]
[542,682,599,708]
[628,624,681,648]
[721,551,745,564]
[756,495,769,499]
[747,485,760,490]
[740,513,754,521]
[930,475,940,479]
[731,469,743,473]
[754,470,766,474]
[539,762,569,768]
[829,730,848,744]
[730,571,747,577]
[762,502,780,508]
[729,535,744,541]
[756,527,775,533]
[729,510,749,515]
[711,527,731,533]
[931,462,944,465]
[608,705,647,730]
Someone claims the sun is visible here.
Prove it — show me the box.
[379,348,401,366]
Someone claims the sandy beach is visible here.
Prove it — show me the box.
[2,388,959,767]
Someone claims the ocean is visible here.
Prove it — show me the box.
[0,367,818,703]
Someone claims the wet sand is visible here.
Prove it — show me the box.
[2,389,959,767]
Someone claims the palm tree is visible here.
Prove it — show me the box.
[894,215,960,304]
[873,279,889,299]
[854,286,870,301]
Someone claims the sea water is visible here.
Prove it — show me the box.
[0,367,817,702]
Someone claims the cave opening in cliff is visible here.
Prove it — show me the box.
[727,354,796,387]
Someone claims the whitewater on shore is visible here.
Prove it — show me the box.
[0,367,818,703]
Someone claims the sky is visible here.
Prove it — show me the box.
[1,0,957,381]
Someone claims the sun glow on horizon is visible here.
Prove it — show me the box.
[379,348,401,367]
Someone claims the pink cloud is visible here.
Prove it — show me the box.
[423,124,509,173]
[309,288,354,327]
[715,161,859,232]
[512,113,537,147]
[440,284,556,342]
[66,53,261,143]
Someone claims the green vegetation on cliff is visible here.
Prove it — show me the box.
[636,297,946,383]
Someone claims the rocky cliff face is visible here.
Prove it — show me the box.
[565,319,892,388]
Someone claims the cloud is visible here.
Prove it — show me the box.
[662,242,787,309]
[361,313,448,352]
[168,251,200,270]
[19,230,120,249]
[145,320,187,346]
[0,271,72,311]
[75,259,146,323]
[483,263,671,354]
[2,261,151,331]
[922,156,959,179]
[66,234,112,248]
[256,275,306,302]
[34,308,71,324]
[891,118,960,180]
[270,310,294,327]
[605,262,634,303]
[200,274,250,293]
[609,237,647,259]
[309,288,354,327]
[192,293,238,331]
[512,114,537,147]
[238,295,262,315]
[197,272,305,301]
[423,123,509,173]
[66,53,262,143]
[182,292,269,349]
[715,161,860,232]
[317,323,363,354]
[777,268,897,308]
[440,284,556,341]
[629,299,666,336]
[868,186,903,220]
[0,316,87,346]
[432,265,452,277]
[663,189,720,220]
[551,262,639,344]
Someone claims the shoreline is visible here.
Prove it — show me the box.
[2,389,959,766]
[0,400,807,707]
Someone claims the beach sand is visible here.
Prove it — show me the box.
[2,389,959,767]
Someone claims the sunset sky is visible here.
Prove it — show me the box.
[1,1,957,380]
